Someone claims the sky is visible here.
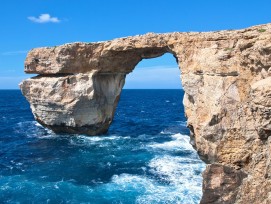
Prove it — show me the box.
[0,0,271,89]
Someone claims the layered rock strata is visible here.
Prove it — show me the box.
[20,23,271,203]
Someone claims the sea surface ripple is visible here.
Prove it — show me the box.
[0,90,205,204]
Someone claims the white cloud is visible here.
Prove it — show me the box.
[28,14,60,23]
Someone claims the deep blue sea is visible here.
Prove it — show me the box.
[0,89,205,204]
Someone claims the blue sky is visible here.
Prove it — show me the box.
[0,0,271,89]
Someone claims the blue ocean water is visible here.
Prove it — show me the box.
[0,89,205,204]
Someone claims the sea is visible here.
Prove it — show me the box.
[0,89,205,204]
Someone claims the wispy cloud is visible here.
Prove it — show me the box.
[28,14,60,23]
[1,50,28,56]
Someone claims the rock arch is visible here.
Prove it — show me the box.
[20,23,271,203]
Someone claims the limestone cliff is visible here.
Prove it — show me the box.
[20,23,271,203]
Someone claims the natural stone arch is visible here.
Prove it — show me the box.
[21,23,271,203]
[22,38,181,136]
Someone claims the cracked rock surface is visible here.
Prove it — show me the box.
[21,23,271,203]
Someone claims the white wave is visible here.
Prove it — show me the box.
[34,122,43,127]
[69,135,131,147]
[141,133,205,203]
[148,133,194,152]
[78,136,104,142]
[172,133,194,150]
[148,140,181,151]
[159,129,177,135]
[78,135,130,142]
[149,155,204,183]
[148,155,205,203]
[159,130,166,134]
[14,121,59,139]
[179,120,187,126]
[102,173,202,204]
[110,174,153,190]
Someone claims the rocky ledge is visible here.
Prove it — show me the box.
[20,23,271,203]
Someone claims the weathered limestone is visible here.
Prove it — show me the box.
[21,72,125,135]
[20,23,271,203]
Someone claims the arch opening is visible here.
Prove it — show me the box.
[106,53,206,203]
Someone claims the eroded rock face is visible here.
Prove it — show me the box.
[201,164,247,204]
[20,23,271,203]
[21,72,125,135]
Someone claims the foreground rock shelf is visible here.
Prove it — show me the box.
[20,23,271,203]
